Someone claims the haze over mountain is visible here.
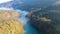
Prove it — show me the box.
[0,0,59,11]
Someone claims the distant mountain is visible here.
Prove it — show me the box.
[0,0,58,11]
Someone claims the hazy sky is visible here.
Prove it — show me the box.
[0,0,12,3]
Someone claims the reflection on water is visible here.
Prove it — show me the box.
[16,10,38,34]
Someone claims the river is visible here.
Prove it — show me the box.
[16,10,39,34]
